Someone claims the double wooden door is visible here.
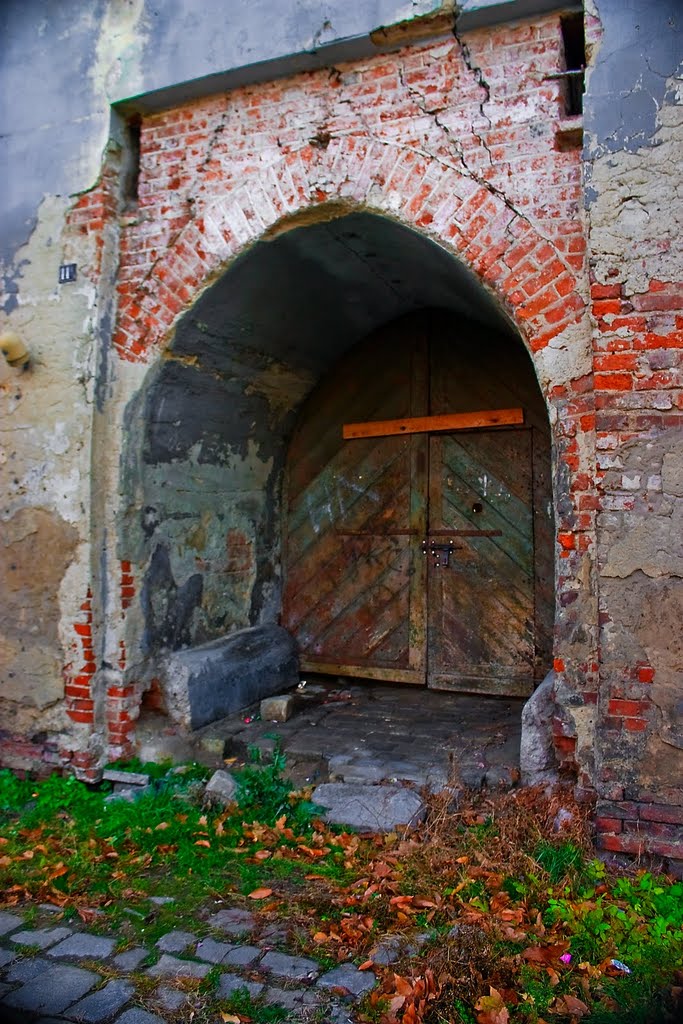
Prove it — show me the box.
[282,315,543,696]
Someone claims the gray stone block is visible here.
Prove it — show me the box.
[217,974,264,999]
[116,1011,165,1024]
[260,694,295,722]
[259,950,319,981]
[3,962,99,1015]
[47,933,116,960]
[112,947,147,970]
[147,953,211,979]
[4,956,50,983]
[195,936,235,963]
[0,911,23,936]
[204,769,237,806]
[209,907,256,936]
[155,930,196,953]
[160,625,299,729]
[11,926,72,949]
[317,964,377,999]
[154,986,188,1010]
[520,670,559,784]
[262,986,320,1009]
[223,944,262,967]
[102,769,150,786]
[64,979,135,1021]
[311,783,425,832]
[0,948,17,967]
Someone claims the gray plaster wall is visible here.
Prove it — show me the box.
[0,0,574,304]
[1,0,444,296]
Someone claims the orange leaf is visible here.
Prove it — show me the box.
[358,960,373,971]
[155,821,170,831]
[254,849,272,861]
[194,840,211,848]
[247,887,273,899]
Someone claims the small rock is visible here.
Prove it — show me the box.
[147,954,211,979]
[12,926,72,949]
[155,930,196,953]
[553,807,574,832]
[260,694,295,722]
[317,963,377,999]
[113,947,148,971]
[0,911,23,936]
[259,950,319,981]
[223,944,262,967]
[148,896,175,906]
[204,769,237,806]
[209,907,256,936]
[262,987,320,1009]
[195,936,235,963]
[47,933,116,960]
[64,979,135,1022]
[154,986,188,1010]
[369,936,402,966]
[217,974,264,999]
[117,1010,166,1024]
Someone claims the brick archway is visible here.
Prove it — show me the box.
[97,138,597,785]
[113,139,586,366]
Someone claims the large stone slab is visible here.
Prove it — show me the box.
[3,963,99,1015]
[159,625,298,729]
[65,979,135,1022]
[312,783,425,832]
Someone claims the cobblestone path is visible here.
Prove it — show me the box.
[0,904,375,1022]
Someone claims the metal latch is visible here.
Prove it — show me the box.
[422,539,456,568]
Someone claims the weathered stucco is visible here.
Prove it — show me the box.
[1,194,97,740]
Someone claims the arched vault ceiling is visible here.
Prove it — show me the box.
[170,212,517,381]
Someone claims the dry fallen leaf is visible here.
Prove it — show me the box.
[247,887,273,899]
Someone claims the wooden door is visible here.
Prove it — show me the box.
[426,430,535,695]
[282,311,549,695]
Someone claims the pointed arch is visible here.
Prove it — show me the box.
[114,138,586,370]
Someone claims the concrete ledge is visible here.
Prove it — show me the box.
[158,626,299,730]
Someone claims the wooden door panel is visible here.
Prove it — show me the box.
[427,430,535,695]
[283,317,428,682]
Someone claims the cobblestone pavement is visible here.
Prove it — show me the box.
[139,680,525,791]
[0,903,375,1022]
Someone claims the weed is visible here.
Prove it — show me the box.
[533,839,584,882]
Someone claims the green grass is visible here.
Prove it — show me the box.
[1,765,682,1024]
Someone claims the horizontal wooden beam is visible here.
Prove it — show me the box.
[343,407,524,440]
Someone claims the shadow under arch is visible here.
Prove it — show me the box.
[119,208,553,697]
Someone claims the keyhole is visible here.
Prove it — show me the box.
[472,502,483,514]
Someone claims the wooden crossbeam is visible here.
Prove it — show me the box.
[342,407,524,440]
